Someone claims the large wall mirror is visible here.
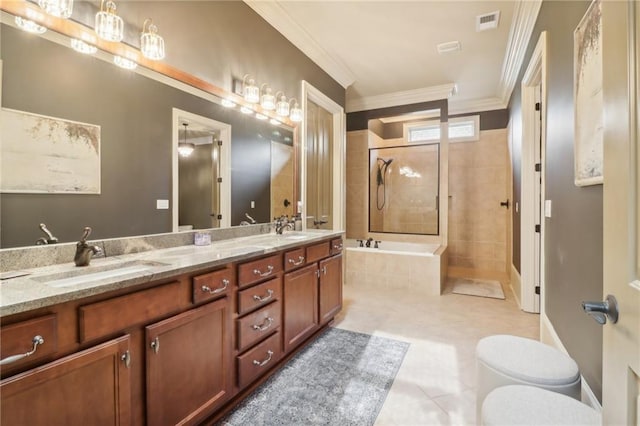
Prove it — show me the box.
[0,16,298,248]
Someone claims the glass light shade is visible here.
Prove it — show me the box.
[38,0,73,18]
[289,102,303,122]
[243,79,259,104]
[178,143,195,157]
[260,86,275,110]
[95,0,123,42]
[114,55,137,70]
[221,99,236,108]
[240,106,254,115]
[276,95,289,117]
[255,113,267,120]
[15,17,47,34]
[71,38,97,54]
[140,21,165,60]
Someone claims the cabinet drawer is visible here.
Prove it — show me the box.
[238,277,281,316]
[306,242,330,263]
[236,331,282,389]
[1,315,57,368]
[238,254,282,289]
[193,268,234,304]
[236,301,281,352]
[79,280,183,343]
[284,248,306,271]
[330,238,344,255]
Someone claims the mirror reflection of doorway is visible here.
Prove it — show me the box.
[306,99,333,229]
[172,108,231,232]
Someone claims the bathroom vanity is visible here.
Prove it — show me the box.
[0,231,343,425]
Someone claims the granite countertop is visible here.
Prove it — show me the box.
[0,230,343,317]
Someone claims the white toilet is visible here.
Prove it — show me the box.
[481,385,601,425]
[475,335,581,420]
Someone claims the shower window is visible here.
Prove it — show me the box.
[369,143,439,235]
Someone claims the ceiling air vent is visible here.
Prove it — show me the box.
[437,40,461,54]
[476,11,500,32]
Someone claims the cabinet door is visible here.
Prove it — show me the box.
[1,335,132,425]
[146,298,231,426]
[319,255,343,325]
[283,263,319,353]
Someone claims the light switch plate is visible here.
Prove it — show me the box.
[157,199,169,210]
[544,200,552,218]
[250,201,255,209]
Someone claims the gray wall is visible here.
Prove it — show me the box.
[508,0,603,401]
[1,2,343,248]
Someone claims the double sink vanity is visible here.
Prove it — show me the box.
[0,229,344,425]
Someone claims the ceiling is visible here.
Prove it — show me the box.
[245,1,542,114]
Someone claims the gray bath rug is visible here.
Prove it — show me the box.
[451,277,506,300]
[219,327,410,426]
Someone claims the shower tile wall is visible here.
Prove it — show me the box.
[448,128,510,273]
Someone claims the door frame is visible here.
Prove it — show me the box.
[300,81,346,231]
[520,31,547,314]
[172,108,231,231]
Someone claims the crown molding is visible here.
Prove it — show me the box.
[448,97,507,115]
[244,0,356,89]
[345,83,456,113]
[497,0,543,104]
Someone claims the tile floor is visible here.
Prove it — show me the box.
[332,278,540,426]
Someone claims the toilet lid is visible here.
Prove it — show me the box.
[482,385,601,425]
[476,335,580,386]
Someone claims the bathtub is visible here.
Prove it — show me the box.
[344,239,448,295]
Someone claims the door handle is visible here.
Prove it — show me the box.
[582,294,619,325]
[500,199,510,209]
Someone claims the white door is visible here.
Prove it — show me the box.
[601,1,640,423]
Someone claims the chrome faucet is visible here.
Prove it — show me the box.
[35,223,58,245]
[74,227,102,267]
[274,215,293,235]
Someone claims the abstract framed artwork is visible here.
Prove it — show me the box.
[574,0,603,186]
[1,108,101,193]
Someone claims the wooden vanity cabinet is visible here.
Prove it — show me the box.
[146,298,231,426]
[319,254,343,325]
[1,334,132,425]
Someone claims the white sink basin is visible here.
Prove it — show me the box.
[33,260,167,288]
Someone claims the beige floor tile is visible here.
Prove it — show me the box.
[333,277,539,425]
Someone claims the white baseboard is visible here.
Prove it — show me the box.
[540,313,602,412]
[510,264,522,309]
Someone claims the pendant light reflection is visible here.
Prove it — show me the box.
[178,123,195,158]
[95,0,124,42]
[15,17,47,34]
[242,75,259,104]
[114,55,137,70]
[140,18,165,60]
[260,84,275,111]
[221,99,236,108]
[275,92,289,117]
[71,38,97,54]
[289,99,303,122]
[38,0,73,18]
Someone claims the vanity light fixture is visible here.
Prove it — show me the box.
[275,92,289,117]
[38,0,73,19]
[140,19,165,60]
[260,84,276,111]
[95,0,124,42]
[113,55,137,70]
[242,75,259,104]
[240,106,254,115]
[14,16,47,34]
[221,99,236,108]
[255,113,268,121]
[289,99,303,122]
[70,38,98,54]
[178,123,195,157]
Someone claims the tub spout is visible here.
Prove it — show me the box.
[365,238,374,248]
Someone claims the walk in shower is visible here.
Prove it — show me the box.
[369,143,439,235]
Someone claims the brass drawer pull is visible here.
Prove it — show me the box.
[288,256,305,266]
[252,317,273,332]
[0,335,45,366]
[253,265,274,277]
[253,289,274,303]
[201,279,230,294]
[252,350,274,367]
